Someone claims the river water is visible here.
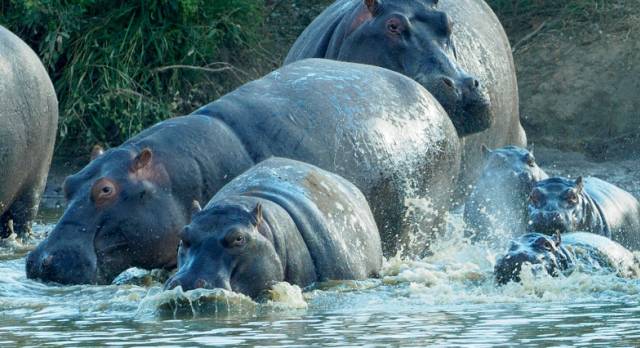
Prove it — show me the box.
[1,149,639,347]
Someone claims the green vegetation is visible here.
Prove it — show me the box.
[0,0,265,153]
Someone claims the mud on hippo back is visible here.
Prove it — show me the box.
[528,176,640,251]
[494,232,640,284]
[285,0,525,191]
[464,145,547,247]
[27,59,459,285]
[165,158,383,299]
[0,26,58,239]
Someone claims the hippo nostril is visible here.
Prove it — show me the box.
[442,77,455,89]
[194,279,208,289]
[463,77,480,90]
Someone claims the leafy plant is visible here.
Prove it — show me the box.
[0,0,264,153]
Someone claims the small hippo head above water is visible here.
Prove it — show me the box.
[165,202,284,299]
[494,232,573,284]
[26,147,184,285]
[527,177,587,235]
[479,145,547,191]
[336,0,491,135]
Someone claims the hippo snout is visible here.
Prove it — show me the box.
[164,273,231,292]
[26,247,97,285]
[528,212,568,233]
[495,251,539,284]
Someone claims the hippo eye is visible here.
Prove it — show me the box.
[91,178,118,207]
[535,238,554,251]
[525,154,536,167]
[225,230,247,249]
[566,192,579,205]
[385,17,405,35]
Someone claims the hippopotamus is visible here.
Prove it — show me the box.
[494,232,640,284]
[0,26,58,239]
[464,145,548,245]
[27,115,254,284]
[164,157,383,299]
[27,58,459,284]
[527,176,640,251]
[285,0,526,191]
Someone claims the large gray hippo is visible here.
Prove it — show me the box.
[27,59,459,285]
[165,158,383,299]
[285,0,525,190]
[0,26,58,238]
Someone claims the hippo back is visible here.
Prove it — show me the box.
[208,157,382,281]
[563,232,640,278]
[285,0,524,195]
[0,26,58,228]
[195,59,461,256]
[584,177,640,250]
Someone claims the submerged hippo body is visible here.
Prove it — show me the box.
[464,146,547,245]
[27,59,459,285]
[194,59,461,256]
[0,26,58,238]
[165,158,383,298]
[528,177,640,251]
[495,232,640,284]
[285,0,525,190]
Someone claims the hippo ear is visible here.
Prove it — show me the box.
[251,203,263,227]
[481,144,492,159]
[553,231,562,247]
[90,144,104,161]
[191,200,202,218]
[132,148,153,172]
[575,176,584,193]
[364,0,380,14]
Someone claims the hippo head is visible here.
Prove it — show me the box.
[339,0,492,136]
[26,147,184,285]
[480,145,547,193]
[527,177,586,234]
[494,232,574,284]
[164,202,285,299]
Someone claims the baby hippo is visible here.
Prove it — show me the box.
[495,232,640,284]
[464,145,548,245]
[164,157,382,299]
[528,176,640,250]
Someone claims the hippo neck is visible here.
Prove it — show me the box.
[577,193,610,238]
[238,196,319,288]
[325,0,370,59]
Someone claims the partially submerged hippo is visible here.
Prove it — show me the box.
[0,26,58,238]
[27,115,254,284]
[464,145,547,245]
[28,59,459,284]
[528,176,640,250]
[165,158,382,299]
[285,0,525,189]
[495,232,640,284]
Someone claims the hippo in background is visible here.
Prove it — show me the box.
[464,145,547,247]
[27,58,460,285]
[494,232,640,284]
[528,176,640,251]
[165,158,382,299]
[0,26,58,239]
[285,0,526,192]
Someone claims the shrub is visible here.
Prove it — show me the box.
[0,0,264,153]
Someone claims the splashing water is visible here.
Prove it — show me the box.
[1,191,640,346]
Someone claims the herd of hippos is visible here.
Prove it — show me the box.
[1,0,640,300]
